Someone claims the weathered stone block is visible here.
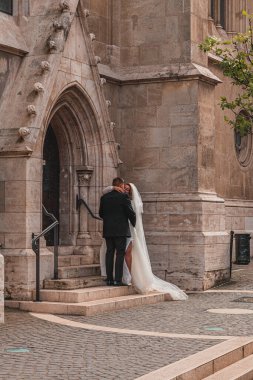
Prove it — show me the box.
[3,248,53,300]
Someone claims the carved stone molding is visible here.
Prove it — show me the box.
[18,127,31,138]
[100,78,106,86]
[106,100,111,107]
[59,0,70,12]
[47,38,57,51]
[41,61,50,71]
[34,82,44,93]
[77,168,94,186]
[53,20,64,30]
[27,105,36,115]
[95,56,101,64]
[79,7,90,18]
[89,33,96,41]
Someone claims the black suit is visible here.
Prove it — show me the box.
[99,190,136,283]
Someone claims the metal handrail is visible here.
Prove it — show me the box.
[32,205,59,302]
[76,195,102,220]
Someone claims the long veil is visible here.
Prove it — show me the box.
[129,183,188,300]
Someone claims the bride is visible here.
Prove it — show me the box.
[100,183,188,301]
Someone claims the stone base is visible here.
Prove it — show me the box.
[203,268,230,290]
[3,248,53,301]
[142,192,230,291]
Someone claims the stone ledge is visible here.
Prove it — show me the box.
[99,63,222,85]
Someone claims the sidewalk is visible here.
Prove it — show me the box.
[1,264,253,380]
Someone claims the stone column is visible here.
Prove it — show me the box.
[225,0,237,36]
[208,0,214,20]
[226,0,247,35]
[76,167,93,241]
[238,0,247,33]
[215,0,222,29]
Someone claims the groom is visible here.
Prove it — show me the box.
[99,177,136,286]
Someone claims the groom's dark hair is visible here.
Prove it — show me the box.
[112,177,124,186]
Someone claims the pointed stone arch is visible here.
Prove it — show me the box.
[42,83,117,246]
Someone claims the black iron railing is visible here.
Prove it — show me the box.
[76,195,102,221]
[32,205,59,302]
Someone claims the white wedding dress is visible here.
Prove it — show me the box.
[100,184,188,301]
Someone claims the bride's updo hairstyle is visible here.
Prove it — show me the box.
[125,183,133,199]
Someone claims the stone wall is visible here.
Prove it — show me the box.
[100,0,229,290]
[0,0,119,299]
[1,0,253,297]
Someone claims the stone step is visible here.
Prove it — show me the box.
[58,255,94,267]
[58,264,101,279]
[135,337,253,380]
[44,275,105,290]
[48,246,74,256]
[33,285,136,303]
[203,354,253,380]
[5,292,166,316]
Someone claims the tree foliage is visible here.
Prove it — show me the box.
[199,11,253,136]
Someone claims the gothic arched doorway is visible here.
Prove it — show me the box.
[42,85,117,248]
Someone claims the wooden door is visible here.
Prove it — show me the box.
[42,125,60,246]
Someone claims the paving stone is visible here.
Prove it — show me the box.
[0,308,220,380]
[2,265,253,379]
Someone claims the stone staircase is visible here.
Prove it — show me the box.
[136,336,253,380]
[203,354,253,380]
[6,245,169,316]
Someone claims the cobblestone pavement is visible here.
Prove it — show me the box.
[63,292,253,337]
[214,262,253,290]
[0,309,220,380]
[1,263,253,380]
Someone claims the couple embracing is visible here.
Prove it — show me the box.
[99,177,187,301]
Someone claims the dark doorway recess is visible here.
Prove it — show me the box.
[43,125,60,246]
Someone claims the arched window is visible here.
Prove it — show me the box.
[220,0,226,29]
[0,0,12,15]
[210,0,215,20]
[209,0,226,30]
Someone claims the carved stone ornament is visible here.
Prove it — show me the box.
[84,9,90,17]
[18,127,31,138]
[110,122,116,129]
[59,0,70,12]
[95,56,101,64]
[27,105,36,115]
[106,100,111,107]
[53,20,64,30]
[34,82,44,93]
[48,38,57,51]
[89,33,96,41]
[41,61,50,71]
[100,78,106,86]
[77,170,93,186]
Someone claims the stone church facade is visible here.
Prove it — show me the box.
[0,0,253,322]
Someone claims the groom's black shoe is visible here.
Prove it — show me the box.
[113,281,127,286]
[106,280,114,286]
